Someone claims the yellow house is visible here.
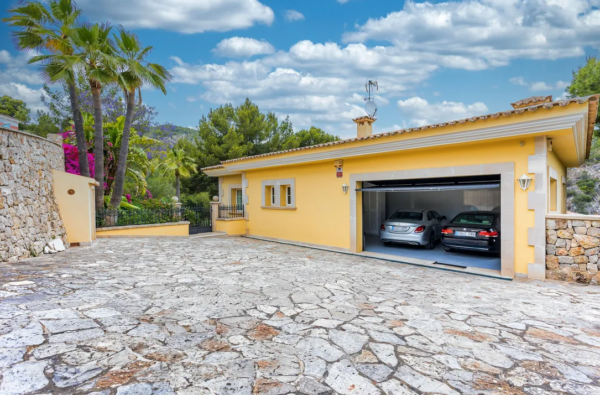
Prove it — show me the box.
[203,95,599,280]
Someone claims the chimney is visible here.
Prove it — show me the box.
[353,116,376,138]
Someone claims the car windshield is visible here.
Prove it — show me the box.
[389,211,423,221]
[452,213,495,226]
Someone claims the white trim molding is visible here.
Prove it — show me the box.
[224,114,584,172]
[228,184,242,205]
[349,163,515,278]
[527,136,548,280]
[261,178,296,209]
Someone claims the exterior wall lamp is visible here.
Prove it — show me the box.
[342,183,349,194]
[518,174,532,191]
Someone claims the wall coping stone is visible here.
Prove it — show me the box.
[97,221,190,232]
[0,126,62,147]
[547,213,600,221]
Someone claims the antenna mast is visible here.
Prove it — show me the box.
[364,80,379,117]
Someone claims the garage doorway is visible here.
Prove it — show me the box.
[360,175,502,271]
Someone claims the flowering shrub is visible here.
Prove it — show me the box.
[125,194,132,203]
[63,143,95,178]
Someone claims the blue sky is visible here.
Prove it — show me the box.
[1,0,599,138]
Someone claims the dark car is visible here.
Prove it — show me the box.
[440,211,500,254]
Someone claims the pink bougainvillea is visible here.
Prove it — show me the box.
[63,143,95,178]
[125,194,132,203]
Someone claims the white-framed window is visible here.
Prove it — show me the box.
[261,178,296,209]
[236,189,243,207]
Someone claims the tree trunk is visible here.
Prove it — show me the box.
[68,82,89,177]
[91,82,104,210]
[175,171,180,200]
[109,90,136,209]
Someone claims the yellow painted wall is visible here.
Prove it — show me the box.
[52,170,97,245]
[245,137,536,275]
[547,149,567,214]
[221,175,243,205]
[96,222,189,237]
[216,219,247,235]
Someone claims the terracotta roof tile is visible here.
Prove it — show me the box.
[511,95,554,109]
[202,95,599,172]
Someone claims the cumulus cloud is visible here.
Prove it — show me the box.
[343,0,600,67]
[168,1,600,136]
[510,76,570,92]
[0,50,44,85]
[284,10,305,22]
[0,83,47,112]
[169,40,433,137]
[213,37,275,58]
[75,0,274,34]
[397,97,489,127]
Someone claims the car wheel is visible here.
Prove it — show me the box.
[426,233,435,249]
[444,246,454,252]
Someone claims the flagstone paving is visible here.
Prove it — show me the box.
[1,236,600,394]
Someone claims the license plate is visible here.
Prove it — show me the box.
[390,226,408,231]
[456,231,476,237]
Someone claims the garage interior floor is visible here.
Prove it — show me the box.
[364,234,501,271]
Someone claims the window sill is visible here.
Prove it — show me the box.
[261,206,297,210]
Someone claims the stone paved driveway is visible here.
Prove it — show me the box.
[1,237,600,395]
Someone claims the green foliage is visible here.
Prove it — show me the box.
[281,126,339,150]
[180,192,211,207]
[135,198,173,210]
[146,172,175,200]
[572,192,594,214]
[570,172,599,214]
[183,98,340,197]
[568,56,600,136]
[0,95,30,123]
[24,110,61,138]
[576,178,598,194]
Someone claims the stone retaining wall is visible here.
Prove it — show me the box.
[546,217,600,284]
[0,128,67,261]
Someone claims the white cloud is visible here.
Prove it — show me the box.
[0,83,47,112]
[168,1,600,137]
[510,76,571,92]
[75,0,274,34]
[284,10,305,22]
[213,37,275,58]
[0,50,44,85]
[343,0,600,67]
[509,77,527,87]
[397,97,488,127]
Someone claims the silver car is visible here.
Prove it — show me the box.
[379,209,447,249]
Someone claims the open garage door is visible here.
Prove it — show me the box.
[361,175,502,271]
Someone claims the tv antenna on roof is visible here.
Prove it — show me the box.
[364,79,378,117]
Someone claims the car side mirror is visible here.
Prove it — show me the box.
[442,216,447,220]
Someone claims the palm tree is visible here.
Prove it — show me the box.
[156,148,197,200]
[109,29,171,210]
[3,0,90,177]
[69,23,119,209]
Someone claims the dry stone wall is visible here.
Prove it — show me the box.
[546,217,600,284]
[0,128,67,262]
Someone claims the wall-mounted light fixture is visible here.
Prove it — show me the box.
[342,183,349,194]
[518,174,532,191]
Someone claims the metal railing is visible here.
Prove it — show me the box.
[218,204,245,219]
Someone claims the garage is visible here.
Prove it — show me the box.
[360,175,502,271]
